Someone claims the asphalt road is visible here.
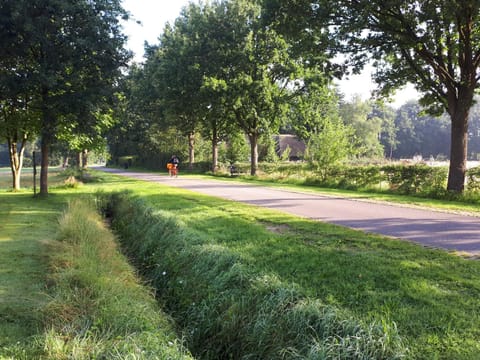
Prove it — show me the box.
[101,168,480,256]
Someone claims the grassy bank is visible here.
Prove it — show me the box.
[102,192,407,359]
[97,180,480,359]
[44,197,192,359]
[0,171,192,359]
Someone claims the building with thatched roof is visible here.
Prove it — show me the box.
[274,134,306,161]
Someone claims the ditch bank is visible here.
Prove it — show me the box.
[99,191,408,359]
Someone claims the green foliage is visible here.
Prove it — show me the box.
[340,96,384,158]
[305,118,357,180]
[290,83,339,142]
[382,164,448,196]
[259,162,452,197]
[392,101,450,159]
[259,132,280,163]
[1,0,130,194]
[101,192,408,359]
[264,0,480,191]
[221,131,250,165]
[466,166,480,193]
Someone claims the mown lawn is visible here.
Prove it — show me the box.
[0,192,66,357]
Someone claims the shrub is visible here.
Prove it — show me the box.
[466,166,480,193]
[381,164,448,196]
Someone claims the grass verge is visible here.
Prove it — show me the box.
[42,197,193,359]
[0,171,193,359]
[92,173,480,359]
[3,168,480,359]
[0,192,54,358]
[101,191,407,359]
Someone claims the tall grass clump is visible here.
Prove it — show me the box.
[101,191,408,359]
[43,197,193,359]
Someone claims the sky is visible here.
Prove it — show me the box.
[121,0,417,107]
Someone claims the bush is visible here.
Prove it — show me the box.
[255,162,466,199]
[381,164,448,196]
[100,192,408,360]
[466,166,480,193]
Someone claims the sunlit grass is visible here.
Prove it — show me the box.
[0,173,192,359]
[0,192,61,358]
[42,198,193,359]
[2,168,480,359]
[94,175,480,359]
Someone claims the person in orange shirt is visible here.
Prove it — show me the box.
[166,155,179,177]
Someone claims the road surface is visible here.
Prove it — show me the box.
[100,168,480,256]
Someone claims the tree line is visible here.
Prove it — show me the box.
[0,0,129,193]
[2,0,480,193]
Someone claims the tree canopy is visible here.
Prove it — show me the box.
[264,0,480,192]
[0,0,130,194]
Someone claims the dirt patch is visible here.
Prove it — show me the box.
[263,223,290,234]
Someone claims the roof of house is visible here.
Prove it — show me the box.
[274,134,306,158]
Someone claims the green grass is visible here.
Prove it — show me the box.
[2,168,480,358]
[0,192,63,358]
[0,170,192,359]
[43,198,192,359]
[93,174,480,359]
[103,191,407,359]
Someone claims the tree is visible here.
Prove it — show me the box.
[56,110,116,168]
[339,96,384,158]
[215,0,304,175]
[290,83,357,176]
[0,98,39,190]
[263,0,480,192]
[0,1,40,190]
[373,101,397,159]
[144,1,250,173]
[2,0,130,195]
[393,101,451,159]
[289,83,340,141]
[144,11,205,170]
[306,118,356,180]
[172,1,238,171]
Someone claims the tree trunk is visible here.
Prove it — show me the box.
[211,126,218,172]
[188,132,195,170]
[7,135,26,191]
[82,149,88,169]
[447,110,469,192]
[40,91,54,196]
[40,136,49,195]
[62,156,69,168]
[249,134,258,176]
[76,152,82,168]
[212,142,219,173]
